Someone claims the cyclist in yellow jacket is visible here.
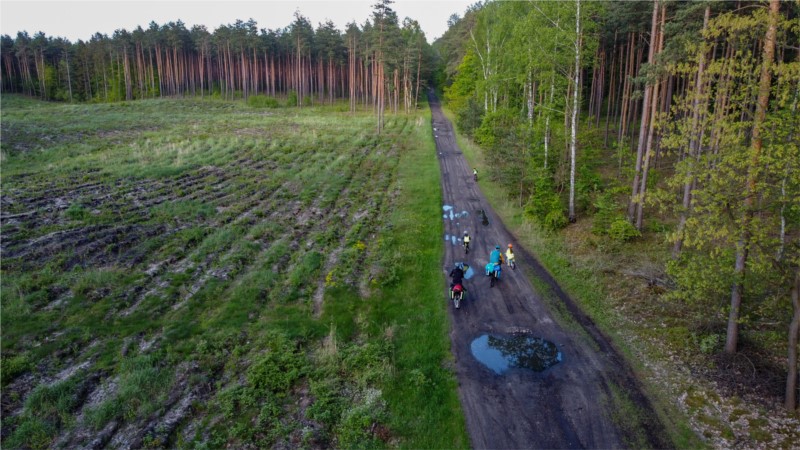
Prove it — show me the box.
[506,243,516,270]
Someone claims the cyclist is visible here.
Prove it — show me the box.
[506,243,516,269]
[487,245,503,275]
[463,231,471,253]
[489,245,503,265]
[473,168,478,181]
[449,263,466,298]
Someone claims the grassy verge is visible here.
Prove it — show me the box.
[378,109,468,448]
[442,107,705,449]
[317,108,468,448]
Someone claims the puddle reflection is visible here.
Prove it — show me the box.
[470,334,561,374]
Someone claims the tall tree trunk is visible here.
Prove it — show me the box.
[618,32,634,156]
[64,51,73,101]
[545,72,555,170]
[415,45,421,110]
[604,31,618,148]
[393,67,399,114]
[527,48,534,126]
[568,0,581,223]
[38,49,46,99]
[155,44,164,97]
[123,45,132,100]
[102,58,109,101]
[85,59,92,99]
[635,4,665,230]
[628,0,660,222]
[629,37,645,143]
[595,49,605,127]
[726,0,780,354]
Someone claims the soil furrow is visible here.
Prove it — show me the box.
[116,174,297,316]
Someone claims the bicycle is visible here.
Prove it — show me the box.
[451,283,465,309]
[487,262,502,287]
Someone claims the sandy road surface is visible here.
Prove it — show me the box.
[430,93,671,449]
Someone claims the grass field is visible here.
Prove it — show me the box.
[1,95,467,448]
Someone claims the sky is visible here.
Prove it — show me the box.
[1,0,475,44]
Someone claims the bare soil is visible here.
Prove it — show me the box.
[430,94,672,449]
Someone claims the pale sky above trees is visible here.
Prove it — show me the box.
[2,0,474,43]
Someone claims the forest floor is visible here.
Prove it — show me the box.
[430,93,672,449]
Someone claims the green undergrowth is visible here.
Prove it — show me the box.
[444,107,705,449]
[1,96,466,448]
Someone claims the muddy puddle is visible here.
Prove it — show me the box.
[479,209,489,226]
[443,205,454,220]
[463,265,475,279]
[449,262,475,280]
[443,205,469,221]
[470,334,561,374]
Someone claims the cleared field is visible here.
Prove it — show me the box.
[1,96,466,448]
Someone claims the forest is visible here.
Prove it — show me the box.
[1,2,430,129]
[434,0,800,414]
[2,0,800,447]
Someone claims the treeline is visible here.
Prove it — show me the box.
[435,0,799,409]
[0,0,431,117]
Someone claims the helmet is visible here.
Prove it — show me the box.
[455,262,464,270]
[495,245,500,250]
[508,244,513,248]
[464,231,468,235]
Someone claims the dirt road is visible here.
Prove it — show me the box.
[430,93,671,449]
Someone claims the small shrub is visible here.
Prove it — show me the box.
[6,418,53,450]
[335,388,387,449]
[698,334,721,354]
[307,376,347,429]
[592,192,618,235]
[1,353,31,385]
[8,376,85,447]
[287,91,298,107]
[644,218,670,233]
[543,209,568,231]
[257,396,282,428]
[65,202,89,221]
[85,399,122,429]
[373,254,401,287]
[407,368,429,389]
[524,168,566,231]
[607,219,640,242]
[247,95,280,108]
[246,333,306,396]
